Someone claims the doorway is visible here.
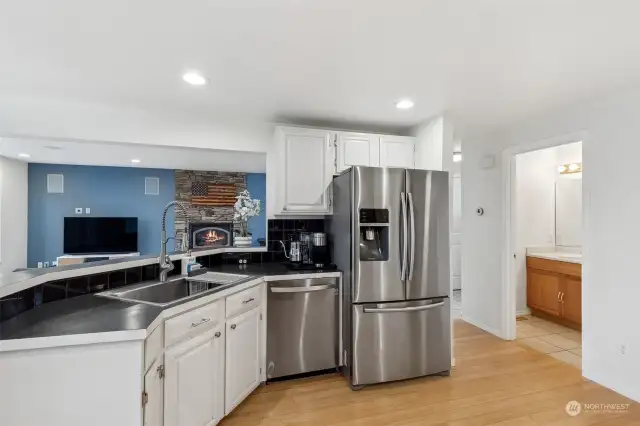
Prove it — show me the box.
[504,137,584,369]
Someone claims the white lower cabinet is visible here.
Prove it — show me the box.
[144,359,164,426]
[164,325,225,426]
[224,307,261,415]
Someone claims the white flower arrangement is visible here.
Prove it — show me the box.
[234,190,261,237]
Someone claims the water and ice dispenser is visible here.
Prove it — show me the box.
[358,208,389,261]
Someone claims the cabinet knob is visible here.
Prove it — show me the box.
[214,331,221,338]
[230,324,237,330]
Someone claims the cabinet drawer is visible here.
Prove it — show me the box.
[165,300,224,347]
[226,285,262,319]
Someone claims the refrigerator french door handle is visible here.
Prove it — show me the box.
[363,302,445,313]
[408,192,416,280]
[400,192,408,280]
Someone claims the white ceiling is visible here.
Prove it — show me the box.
[1,0,640,132]
[0,138,266,172]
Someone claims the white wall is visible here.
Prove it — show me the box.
[462,88,640,402]
[0,156,28,275]
[0,96,272,153]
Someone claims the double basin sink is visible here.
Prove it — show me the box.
[97,272,252,308]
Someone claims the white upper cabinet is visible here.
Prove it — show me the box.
[335,132,380,174]
[225,307,261,415]
[269,127,333,215]
[379,136,416,169]
[164,326,225,426]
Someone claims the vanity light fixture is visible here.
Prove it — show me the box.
[558,162,582,175]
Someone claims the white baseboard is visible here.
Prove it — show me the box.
[516,308,531,316]
[461,315,505,339]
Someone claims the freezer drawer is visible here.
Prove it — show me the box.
[267,278,338,379]
[351,297,451,386]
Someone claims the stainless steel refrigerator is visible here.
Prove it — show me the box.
[330,166,451,389]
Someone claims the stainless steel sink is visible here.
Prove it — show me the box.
[97,272,251,308]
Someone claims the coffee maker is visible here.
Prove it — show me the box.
[287,232,335,270]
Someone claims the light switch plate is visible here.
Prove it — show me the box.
[85,208,91,214]
[75,208,83,214]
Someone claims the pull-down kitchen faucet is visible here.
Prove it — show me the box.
[159,201,191,282]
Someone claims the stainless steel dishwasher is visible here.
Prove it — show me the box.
[267,277,338,379]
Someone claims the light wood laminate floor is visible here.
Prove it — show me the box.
[221,320,639,426]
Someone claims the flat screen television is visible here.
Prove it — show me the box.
[64,217,139,255]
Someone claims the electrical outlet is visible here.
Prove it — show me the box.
[75,208,83,214]
[85,207,91,214]
[43,262,50,268]
[37,262,43,268]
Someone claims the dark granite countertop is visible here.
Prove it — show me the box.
[0,295,162,341]
[0,263,340,343]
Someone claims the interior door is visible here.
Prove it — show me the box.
[225,307,261,415]
[353,166,406,303]
[405,170,451,300]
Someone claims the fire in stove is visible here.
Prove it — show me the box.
[202,230,225,245]
[192,225,231,248]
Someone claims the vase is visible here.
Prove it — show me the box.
[234,236,252,247]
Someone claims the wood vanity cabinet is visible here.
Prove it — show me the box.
[526,257,582,330]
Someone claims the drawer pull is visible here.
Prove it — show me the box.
[230,324,237,330]
[191,318,211,328]
[242,297,255,304]
[214,331,221,338]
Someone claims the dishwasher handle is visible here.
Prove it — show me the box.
[270,284,335,293]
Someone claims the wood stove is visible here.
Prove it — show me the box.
[190,222,232,249]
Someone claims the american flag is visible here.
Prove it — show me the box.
[191,182,237,206]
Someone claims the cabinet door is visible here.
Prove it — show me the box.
[225,307,261,415]
[164,326,225,426]
[277,127,333,214]
[335,132,379,173]
[379,136,415,169]
[144,359,164,426]
[527,269,562,316]
[561,276,582,325]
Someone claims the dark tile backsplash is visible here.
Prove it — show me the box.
[267,219,325,262]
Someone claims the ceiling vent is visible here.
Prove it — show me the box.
[47,174,64,194]
[145,177,160,195]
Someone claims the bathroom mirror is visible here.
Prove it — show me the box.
[555,178,582,246]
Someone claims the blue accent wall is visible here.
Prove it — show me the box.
[28,164,175,267]
[246,173,266,247]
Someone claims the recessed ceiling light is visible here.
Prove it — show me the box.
[131,159,141,164]
[18,153,30,158]
[395,99,415,109]
[182,71,207,86]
